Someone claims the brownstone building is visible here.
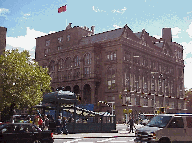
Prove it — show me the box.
[0,26,7,55]
[0,26,7,120]
[35,23,185,123]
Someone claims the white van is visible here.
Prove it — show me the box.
[134,114,192,143]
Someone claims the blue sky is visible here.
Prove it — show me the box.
[0,0,192,89]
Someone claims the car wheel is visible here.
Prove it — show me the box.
[159,138,171,143]
[33,139,41,143]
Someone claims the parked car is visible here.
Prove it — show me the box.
[10,115,35,123]
[134,113,192,143]
[0,123,54,143]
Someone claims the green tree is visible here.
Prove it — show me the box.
[185,89,192,113]
[0,49,51,121]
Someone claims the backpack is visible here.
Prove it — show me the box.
[38,118,43,125]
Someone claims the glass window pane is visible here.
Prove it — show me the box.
[168,117,184,128]
[108,81,111,86]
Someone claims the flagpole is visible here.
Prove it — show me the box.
[66,19,67,27]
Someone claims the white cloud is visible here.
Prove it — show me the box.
[187,11,192,14]
[181,41,192,60]
[6,27,48,59]
[184,57,192,89]
[112,7,127,14]
[23,13,31,19]
[24,13,30,16]
[113,25,122,29]
[0,8,10,19]
[172,27,181,38]
[153,35,161,39]
[186,22,192,38]
[92,6,106,13]
[180,41,192,89]
[0,8,9,14]
[49,31,56,34]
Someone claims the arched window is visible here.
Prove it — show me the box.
[107,68,116,90]
[74,55,80,67]
[58,58,64,69]
[84,53,91,65]
[65,57,72,69]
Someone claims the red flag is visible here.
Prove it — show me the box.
[58,5,67,13]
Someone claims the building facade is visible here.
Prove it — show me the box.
[0,26,7,121]
[35,23,185,123]
[0,27,7,55]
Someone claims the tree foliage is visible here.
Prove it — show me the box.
[185,89,192,113]
[0,49,51,114]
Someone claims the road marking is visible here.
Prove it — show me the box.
[110,141,127,142]
[64,138,82,143]
[129,138,135,141]
[97,138,114,142]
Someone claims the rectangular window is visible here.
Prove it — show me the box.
[84,67,90,77]
[107,54,110,60]
[114,53,116,60]
[58,37,63,43]
[108,80,111,89]
[58,46,62,50]
[46,40,50,46]
[67,35,70,41]
[84,67,87,77]
[111,54,113,60]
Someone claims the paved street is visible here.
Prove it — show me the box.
[53,124,143,143]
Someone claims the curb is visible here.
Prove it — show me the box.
[53,135,136,139]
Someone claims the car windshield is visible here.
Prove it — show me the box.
[146,115,172,128]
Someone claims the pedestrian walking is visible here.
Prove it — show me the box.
[43,115,49,131]
[56,116,62,134]
[62,117,69,135]
[127,116,134,133]
[33,114,39,127]
[68,117,71,123]
[38,116,43,130]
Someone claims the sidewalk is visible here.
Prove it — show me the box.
[53,124,143,139]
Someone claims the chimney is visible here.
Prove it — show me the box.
[66,23,72,29]
[162,28,172,42]
[91,26,95,34]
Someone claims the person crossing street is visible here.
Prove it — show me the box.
[62,117,69,135]
[127,116,135,133]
